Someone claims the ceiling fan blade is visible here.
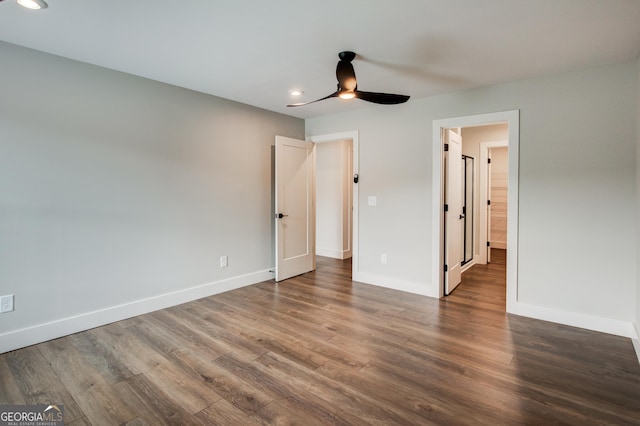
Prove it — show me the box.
[287,91,338,107]
[354,90,410,105]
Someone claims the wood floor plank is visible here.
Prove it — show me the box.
[69,331,136,385]
[113,374,204,426]
[0,356,26,405]
[195,398,261,426]
[87,324,169,375]
[257,351,432,426]
[140,310,229,360]
[38,337,137,425]
[169,301,270,361]
[4,346,84,423]
[142,359,219,415]
[1,249,639,424]
[195,299,331,371]
[169,348,275,416]
[214,352,367,426]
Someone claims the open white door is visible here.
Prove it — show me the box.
[445,129,463,294]
[275,135,316,281]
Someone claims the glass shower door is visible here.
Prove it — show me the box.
[461,155,474,266]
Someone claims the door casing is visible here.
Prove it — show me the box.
[432,110,519,312]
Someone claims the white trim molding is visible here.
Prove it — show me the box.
[0,269,274,354]
[316,247,352,260]
[509,302,635,339]
[353,272,438,298]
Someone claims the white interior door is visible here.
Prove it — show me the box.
[275,135,316,281]
[445,129,463,294]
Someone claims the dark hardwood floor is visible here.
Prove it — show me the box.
[2,250,640,425]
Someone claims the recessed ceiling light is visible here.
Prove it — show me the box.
[289,90,303,97]
[17,0,48,10]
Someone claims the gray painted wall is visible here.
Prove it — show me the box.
[307,60,638,323]
[0,42,304,337]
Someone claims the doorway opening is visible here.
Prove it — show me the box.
[273,131,358,282]
[432,111,519,312]
[443,125,508,295]
[309,131,359,280]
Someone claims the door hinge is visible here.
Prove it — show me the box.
[487,200,491,206]
[488,158,491,164]
[487,241,491,247]
[444,264,448,272]
[444,204,449,212]
[444,143,449,152]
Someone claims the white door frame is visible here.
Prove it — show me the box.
[308,131,359,277]
[431,110,519,312]
[479,140,508,265]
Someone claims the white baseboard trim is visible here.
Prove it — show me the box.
[353,272,437,298]
[316,247,351,260]
[461,259,477,273]
[0,269,274,354]
[632,323,640,366]
[508,301,634,338]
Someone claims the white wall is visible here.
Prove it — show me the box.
[635,57,640,355]
[0,42,304,352]
[307,60,637,332]
[316,140,352,259]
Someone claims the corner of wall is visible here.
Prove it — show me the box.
[635,56,640,365]
[633,323,640,366]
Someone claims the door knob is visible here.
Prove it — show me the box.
[275,213,289,219]
[459,214,465,219]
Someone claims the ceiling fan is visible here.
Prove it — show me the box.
[287,51,410,107]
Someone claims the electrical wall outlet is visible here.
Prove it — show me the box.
[380,254,388,264]
[220,256,228,268]
[0,295,14,313]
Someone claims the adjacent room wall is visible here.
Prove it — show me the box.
[316,139,352,259]
[0,42,304,352]
[306,60,637,333]
[635,57,640,356]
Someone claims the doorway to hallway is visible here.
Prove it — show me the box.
[432,110,519,312]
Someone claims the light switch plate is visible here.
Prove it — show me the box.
[368,196,377,206]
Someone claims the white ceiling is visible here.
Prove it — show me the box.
[1,0,639,119]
